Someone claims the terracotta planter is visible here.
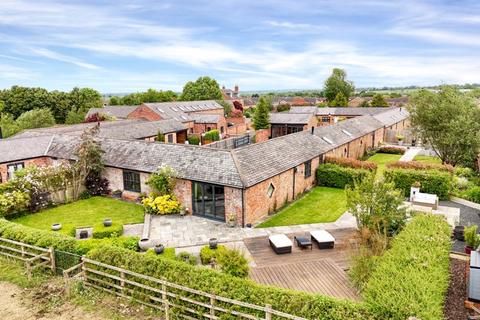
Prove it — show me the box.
[465,246,473,255]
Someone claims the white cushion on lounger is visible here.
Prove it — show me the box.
[310,230,335,243]
[269,234,293,248]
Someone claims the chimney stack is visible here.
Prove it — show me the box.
[311,126,314,135]
[234,84,239,93]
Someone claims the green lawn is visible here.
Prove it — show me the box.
[367,153,403,177]
[413,155,442,164]
[13,196,144,235]
[256,187,346,228]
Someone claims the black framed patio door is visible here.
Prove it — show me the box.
[192,182,225,221]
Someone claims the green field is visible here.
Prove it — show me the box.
[13,196,144,235]
[257,187,346,228]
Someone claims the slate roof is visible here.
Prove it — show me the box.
[3,108,409,188]
[142,100,223,122]
[46,135,244,188]
[11,119,186,141]
[269,112,314,125]
[287,107,318,114]
[314,107,396,116]
[0,135,53,163]
[188,114,221,124]
[86,105,138,119]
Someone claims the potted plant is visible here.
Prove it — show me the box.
[138,238,151,251]
[112,190,122,199]
[396,134,404,146]
[103,218,112,227]
[51,223,62,231]
[464,225,480,254]
[209,238,218,249]
[180,207,188,217]
[154,244,165,254]
[226,213,236,228]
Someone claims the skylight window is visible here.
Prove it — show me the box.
[322,137,334,145]
[171,107,179,112]
[156,108,165,113]
[181,115,188,120]
[342,129,352,137]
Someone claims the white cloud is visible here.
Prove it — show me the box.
[30,48,101,70]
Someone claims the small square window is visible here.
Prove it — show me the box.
[267,183,275,198]
[168,134,174,143]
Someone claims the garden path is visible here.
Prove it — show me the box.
[399,147,422,161]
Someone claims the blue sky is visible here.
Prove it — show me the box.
[0,0,479,93]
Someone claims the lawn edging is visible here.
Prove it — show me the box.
[451,196,480,210]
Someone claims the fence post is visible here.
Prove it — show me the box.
[25,260,32,280]
[120,271,125,292]
[265,304,272,320]
[48,247,56,273]
[210,294,216,317]
[81,257,87,284]
[20,244,25,258]
[162,279,169,320]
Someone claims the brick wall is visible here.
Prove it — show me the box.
[128,105,162,121]
[254,129,270,143]
[0,157,53,183]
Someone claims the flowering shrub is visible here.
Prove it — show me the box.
[142,194,182,215]
[0,190,30,218]
[378,146,406,154]
[386,161,453,173]
[325,155,377,171]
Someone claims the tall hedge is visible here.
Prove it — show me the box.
[86,246,375,320]
[383,168,452,200]
[317,163,370,189]
[363,214,451,320]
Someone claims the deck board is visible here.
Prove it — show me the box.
[245,228,360,300]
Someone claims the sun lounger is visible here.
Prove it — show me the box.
[310,230,335,249]
[269,234,293,254]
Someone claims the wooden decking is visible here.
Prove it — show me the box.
[245,228,360,300]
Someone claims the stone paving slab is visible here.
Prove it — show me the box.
[141,212,357,248]
[399,147,421,161]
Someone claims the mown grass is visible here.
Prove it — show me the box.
[13,196,144,235]
[413,155,442,164]
[257,187,347,227]
[367,153,403,177]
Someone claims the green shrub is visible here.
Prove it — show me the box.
[216,248,249,278]
[317,163,370,189]
[200,245,227,264]
[79,190,92,200]
[363,214,451,320]
[86,246,375,319]
[187,135,200,145]
[176,251,197,265]
[92,223,123,239]
[378,146,406,154]
[383,168,452,200]
[0,219,138,255]
[464,225,480,249]
[465,186,480,204]
[349,247,381,292]
[203,129,220,141]
[145,247,176,260]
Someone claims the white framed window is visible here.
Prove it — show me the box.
[267,183,275,198]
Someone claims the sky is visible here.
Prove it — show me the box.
[0,0,479,93]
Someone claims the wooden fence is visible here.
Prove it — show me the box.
[0,237,55,279]
[64,257,307,320]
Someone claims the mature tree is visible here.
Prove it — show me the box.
[16,108,56,130]
[109,96,120,105]
[408,86,480,167]
[323,68,355,102]
[0,113,20,138]
[346,174,407,249]
[110,89,177,105]
[370,94,389,107]
[252,97,271,130]
[359,100,371,108]
[330,92,348,107]
[65,107,87,124]
[180,76,223,101]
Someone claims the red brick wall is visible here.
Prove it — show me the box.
[0,157,53,183]
[128,105,162,121]
[254,129,270,143]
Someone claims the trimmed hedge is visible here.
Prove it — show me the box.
[317,163,370,189]
[386,161,453,173]
[325,155,377,171]
[86,246,375,319]
[363,214,451,320]
[383,168,452,200]
[378,146,406,154]
[0,219,138,255]
[92,223,123,239]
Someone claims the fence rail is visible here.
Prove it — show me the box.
[0,236,305,320]
[64,257,306,320]
[0,237,55,278]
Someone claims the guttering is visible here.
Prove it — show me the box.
[241,188,245,228]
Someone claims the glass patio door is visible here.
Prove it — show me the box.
[192,182,225,221]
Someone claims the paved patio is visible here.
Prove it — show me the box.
[141,211,357,248]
